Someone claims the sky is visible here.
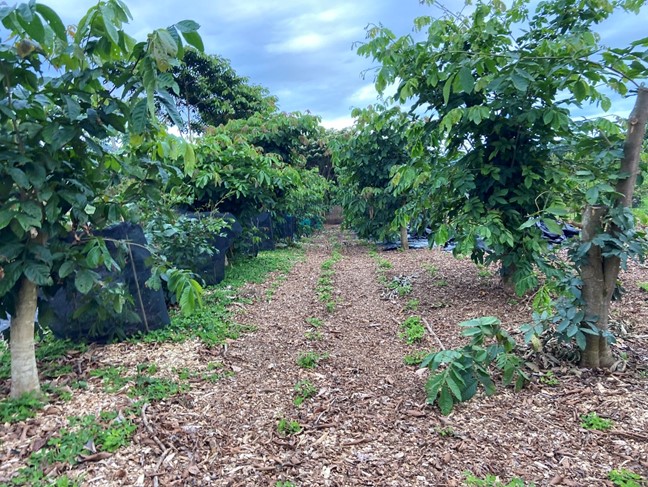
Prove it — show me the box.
[18,1,648,128]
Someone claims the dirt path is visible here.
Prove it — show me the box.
[2,226,647,486]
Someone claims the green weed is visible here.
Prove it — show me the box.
[293,380,317,406]
[0,392,46,423]
[433,279,448,287]
[424,264,438,277]
[9,411,136,486]
[296,351,328,369]
[539,371,559,386]
[89,366,129,393]
[277,418,302,436]
[305,330,323,341]
[306,317,323,328]
[135,248,302,347]
[404,299,420,311]
[436,426,455,437]
[400,316,426,344]
[464,472,534,486]
[580,412,614,431]
[403,349,428,366]
[608,468,645,487]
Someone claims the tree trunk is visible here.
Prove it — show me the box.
[580,206,615,368]
[400,225,409,250]
[10,277,40,398]
[580,87,648,368]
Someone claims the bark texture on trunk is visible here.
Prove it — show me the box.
[10,277,40,398]
[400,225,409,250]
[580,87,648,368]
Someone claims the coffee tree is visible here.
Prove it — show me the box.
[332,105,418,247]
[358,0,647,367]
[0,0,202,397]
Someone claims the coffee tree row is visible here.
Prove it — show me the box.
[0,1,332,399]
[338,0,648,371]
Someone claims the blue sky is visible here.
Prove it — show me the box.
[33,1,648,127]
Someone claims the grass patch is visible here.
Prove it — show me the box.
[316,249,342,312]
[8,410,136,486]
[136,247,303,347]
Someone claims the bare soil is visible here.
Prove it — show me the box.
[1,225,647,486]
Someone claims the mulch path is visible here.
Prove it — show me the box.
[1,225,647,486]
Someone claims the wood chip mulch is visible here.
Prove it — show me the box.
[1,225,647,486]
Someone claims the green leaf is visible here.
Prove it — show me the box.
[130,98,148,134]
[62,95,81,121]
[184,143,196,175]
[455,66,474,94]
[546,206,570,216]
[182,31,204,52]
[0,209,14,230]
[58,261,75,279]
[24,263,52,286]
[585,186,599,205]
[510,73,529,92]
[543,219,563,236]
[35,4,66,40]
[438,385,454,415]
[100,5,120,45]
[573,79,589,101]
[174,20,200,33]
[75,269,97,294]
[442,74,454,105]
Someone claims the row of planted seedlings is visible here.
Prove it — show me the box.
[271,236,344,467]
[0,248,304,487]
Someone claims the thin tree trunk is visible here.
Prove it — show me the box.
[10,277,40,398]
[580,87,648,368]
[580,206,615,368]
[400,225,409,250]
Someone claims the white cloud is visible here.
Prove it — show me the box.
[321,116,354,130]
[347,81,399,106]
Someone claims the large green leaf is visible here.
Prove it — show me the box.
[130,98,148,134]
[34,4,66,40]
[24,263,52,286]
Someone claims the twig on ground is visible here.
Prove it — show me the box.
[422,317,445,350]
[141,403,166,451]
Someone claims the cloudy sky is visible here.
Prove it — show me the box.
[28,1,648,127]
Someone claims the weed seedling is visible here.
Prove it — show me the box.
[436,426,455,437]
[277,418,302,436]
[433,279,448,287]
[539,371,559,386]
[305,331,323,341]
[608,468,645,487]
[424,264,438,277]
[296,351,328,369]
[580,412,614,431]
[306,317,323,328]
[399,316,426,344]
[293,380,317,406]
[404,299,420,311]
[403,350,428,366]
